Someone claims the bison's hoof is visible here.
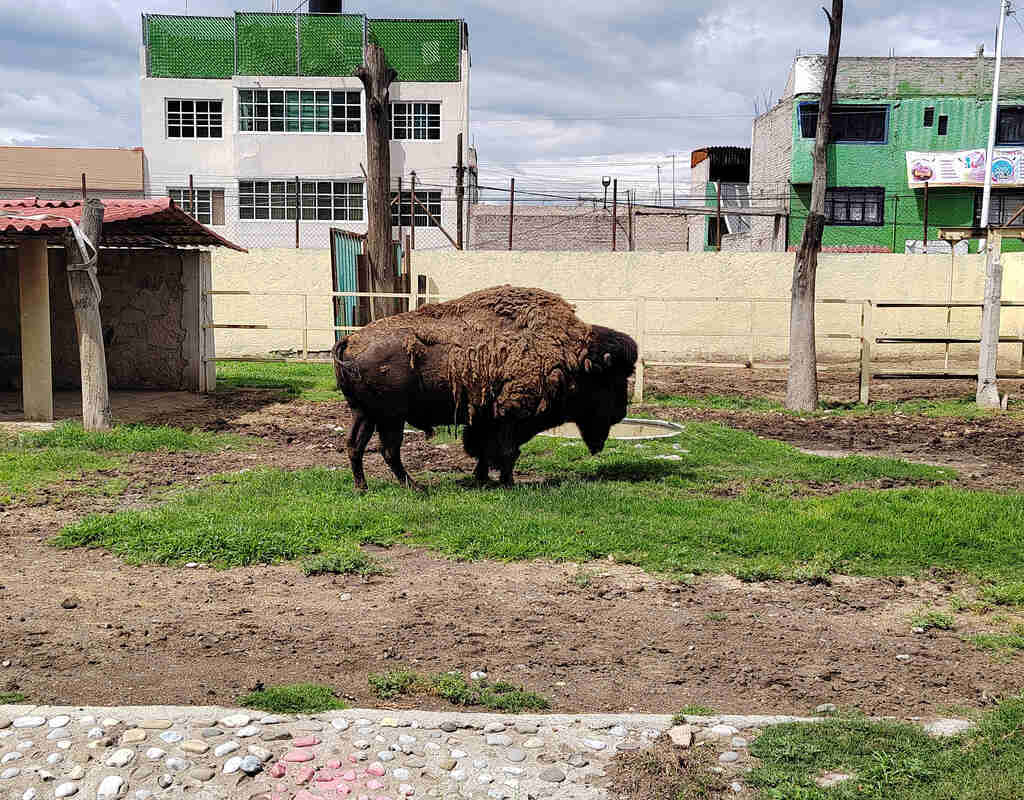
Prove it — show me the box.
[353,484,368,495]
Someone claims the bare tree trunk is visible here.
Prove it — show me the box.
[357,43,398,319]
[786,0,843,411]
[65,198,112,430]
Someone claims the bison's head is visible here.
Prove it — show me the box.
[572,326,639,454]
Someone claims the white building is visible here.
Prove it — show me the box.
[140,6,472,251]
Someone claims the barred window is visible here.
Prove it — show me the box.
[975,191,1024,227]
[824,187,885,226]
[166,99,223,138]
[997,107,1024,145]
[799,103,888,143]
[392,102,441,140]
[390,191,441,227]
[238,90,361,133]
[239,180,363,222]
[169,188,224,226]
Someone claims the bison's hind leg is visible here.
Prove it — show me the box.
[462,424,491,484]
[378,420,424,492]
[347,412,377,494]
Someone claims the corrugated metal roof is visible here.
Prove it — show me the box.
[0,198,245,251]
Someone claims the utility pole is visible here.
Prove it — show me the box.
[977,0,1011,408]
[656,165,662,205]
[666,154,676,207]
[455,132,465,250]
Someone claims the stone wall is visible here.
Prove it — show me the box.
[748,100,792,252]
[0,247,198,391]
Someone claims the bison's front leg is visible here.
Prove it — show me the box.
[495,425,521,488]
[347,412,377,493]
[378,420,424,492]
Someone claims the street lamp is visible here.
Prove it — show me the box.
[602,176,611,209]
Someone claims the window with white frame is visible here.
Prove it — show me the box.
[166,99,223,139]
[392,102,441,140]
[390,191,442,227]
[239,180,364,222]
[238,90,361,133]
[169,188,224,225]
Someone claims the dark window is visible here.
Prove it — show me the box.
[924,107,935,127]
[824,187,885,226]
[707,216,728,248]
[799,104,888,142]
[938,115,948,136]
[997,106,1024,145]
[974,191,1024,227]
[390,191,441,227]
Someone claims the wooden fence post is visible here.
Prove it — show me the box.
[65,198,112,430]
[632,296,646,403]
[859,300,873,405]
[508,177,515,250]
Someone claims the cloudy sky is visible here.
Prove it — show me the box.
[0,0,1006,202]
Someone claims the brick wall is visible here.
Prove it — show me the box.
[748,99,793,251]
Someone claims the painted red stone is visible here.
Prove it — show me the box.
[366,763,385,777]
[293,736,321,748]
[316,771,335,783]
[296,766,316,785]
[285,750,315,763]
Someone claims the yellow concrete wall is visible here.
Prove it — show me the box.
[211,248,335,356]
[212,248,1024,365]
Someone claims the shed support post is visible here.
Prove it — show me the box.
[18,239,53,421]
[65,198,111,431]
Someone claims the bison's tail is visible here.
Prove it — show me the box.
[331,337,351,390]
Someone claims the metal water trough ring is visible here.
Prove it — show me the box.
[539,417,684,441]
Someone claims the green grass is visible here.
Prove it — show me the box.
[1,421,246,504]
[368,670,549,712]
[910,609,956,631]
[672,705,716,722]
[301,542,386,577]
[237,683,347,713]
[644,392,1009,420]
[748,693,1024,799]
[0,692,27,704]
[216,361,338,402]
[967,624,1024,654]
[982,582,1024,607]
[17,420,243,452]
[54,421,1024,585]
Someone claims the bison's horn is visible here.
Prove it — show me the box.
[584,358,593,372]
[603,352,613,365]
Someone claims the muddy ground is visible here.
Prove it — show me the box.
[2,365,1023,717]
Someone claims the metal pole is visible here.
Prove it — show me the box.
[923,181,929,254]
[81,173,87,201]
[980,0,1009,244]
[672,155,676,207]
[456,132,465,250]
[396,176,403,249]
[189,173,195,220]
[715,181,722,252]
[628,190,634,251]
[410,171,416,250]
[612,179,618,252]
[295,175,300,249]
[508,177,515,250]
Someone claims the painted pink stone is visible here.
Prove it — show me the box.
[327,760,341,770]
[294,792,320,800]
[270,763,287,779]
[286,750,315,763]
[366,763,385,777]
[348,754,359,763]
[366,780,384,791]
[341,771,356,782]
[336,787,351,797]
[293,736,321,748]
[296,766,316,785]
[316,772,336,783]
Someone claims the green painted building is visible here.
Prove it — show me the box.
[744,50,1024,253]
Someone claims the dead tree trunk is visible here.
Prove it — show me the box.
[357,43,399,319]
[65,198,112,430]
[786,0,843,412]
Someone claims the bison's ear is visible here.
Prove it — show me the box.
[584,358,593,372]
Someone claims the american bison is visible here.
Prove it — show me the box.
[332,286,638,491]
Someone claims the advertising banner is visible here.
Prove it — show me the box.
[907,148,1024,188]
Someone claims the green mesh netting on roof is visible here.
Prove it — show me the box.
[146,15,234,79]
[368,19,461,82]
[299,14,363,77]
[236,12,298,76]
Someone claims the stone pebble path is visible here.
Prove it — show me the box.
[0,706,973,800]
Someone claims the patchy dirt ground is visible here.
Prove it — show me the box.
[3,367,1024,717]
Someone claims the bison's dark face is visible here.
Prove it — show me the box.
[572,326,638,455]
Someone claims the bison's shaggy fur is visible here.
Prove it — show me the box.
[337,286,613,422]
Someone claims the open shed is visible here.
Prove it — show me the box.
[0,198,244,424]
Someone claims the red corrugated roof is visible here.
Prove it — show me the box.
[0,197,245,251]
